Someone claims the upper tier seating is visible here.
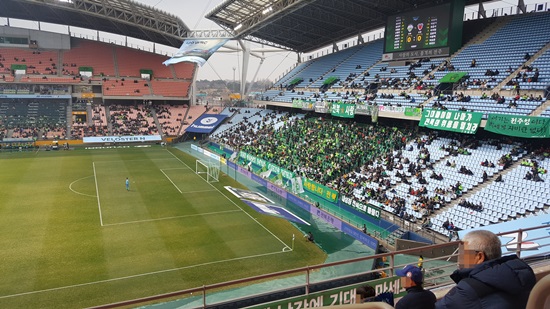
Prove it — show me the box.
[62,39,116,77]
[172,62,196,79]
[502,48,550,91]
[428,12,550,89]
[103,79,151,96]
[0,48,59,75]
[116,47,174,78]
[281,47,359,88]
[151,80,190,97]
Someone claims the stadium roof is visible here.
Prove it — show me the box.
[0,0,190,48]
[207,0,481,53]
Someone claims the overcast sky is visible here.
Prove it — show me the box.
[130,0,299,83]
[1,0,547,82]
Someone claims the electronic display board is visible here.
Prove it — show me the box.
[383,3,454,60]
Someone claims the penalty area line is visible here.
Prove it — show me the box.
[160,169,182,194]
[0,249,291,300]
[164,149,293,251]
[102,209,241,227]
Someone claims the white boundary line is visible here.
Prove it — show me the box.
[165,149,292,250]
[92,158,179,163]
[0,150,294,300]
[180,189,218,194]
[68,176,97,198]
[0,249,287,300]
[102,209,241,227]
[160,167,190,171]
[92,162,104,226]
[160,169,183,194]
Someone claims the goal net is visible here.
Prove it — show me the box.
[195,160,220,183]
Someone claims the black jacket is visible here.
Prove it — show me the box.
[435,255,536,309]
[395,285,436,309]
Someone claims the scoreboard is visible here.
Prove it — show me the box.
[383,3,454,60]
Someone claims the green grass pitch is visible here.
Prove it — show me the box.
[0,146,326,308]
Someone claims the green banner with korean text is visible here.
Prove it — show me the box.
[419,109,483,134]
[238,151,295,179]
[485,114,550,138]
[303,178,339,202]
[331,102,356,118]
[245,275,404,309]
[341,195,381,219]
[404,107,422,117]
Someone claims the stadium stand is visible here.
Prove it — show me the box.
[103,78,151,96]
[151,80,191,97]
[0,48,59,75]
[109,104,158,136]
[61,39,116,77]
[115,47,174,78]
[156,103,188,136]
[427,13,550,90]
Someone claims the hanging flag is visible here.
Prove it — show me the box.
[163,38,229,67]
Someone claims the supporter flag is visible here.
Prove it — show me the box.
[163,38,229,67]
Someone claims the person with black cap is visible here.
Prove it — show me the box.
[395,264,436,309]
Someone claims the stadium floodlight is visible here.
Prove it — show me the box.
[234,24,242,31]
[262,7,273,15]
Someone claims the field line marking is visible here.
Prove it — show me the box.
[180,189,218,194]
[68,176,97,198]
[93,162,104,227]
[0,249,290,300]
[160,169,182,194]
[92,158,179,164]
[103,209,241,227]
[165,149,292,250]
[159,167,191,171]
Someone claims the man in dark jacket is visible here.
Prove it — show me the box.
[395,264,436,309]
[435,230,536,309]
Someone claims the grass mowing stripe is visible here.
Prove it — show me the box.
[0,249,289,301]
[165,148,292,251]
[102,209,241,227]
[0,146,326,307]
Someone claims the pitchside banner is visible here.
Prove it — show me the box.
[419,109,482,134]
[245,276,404,309]
[330,102,356,118]
[239,151,295,179]
[302,178,339,202]
[404,107,422,117]
[341,195,381,219]
[292,99,315,110]
[83,135,161,143]
[485,114,550,138]
[185,114,227,133]
[163,38,229,66]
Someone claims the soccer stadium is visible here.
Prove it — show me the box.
[0,0,549,308]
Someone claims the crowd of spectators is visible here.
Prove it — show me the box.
[110,104,158,136]
[240,116,410,186]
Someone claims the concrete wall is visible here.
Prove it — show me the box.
[0,26,70,50]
